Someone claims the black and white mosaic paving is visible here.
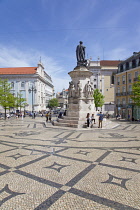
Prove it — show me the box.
[0,119,140,209]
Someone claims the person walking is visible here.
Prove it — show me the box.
[91,114,96,124]
[98,112,104,128]
[49,112,52,122]
[86,113,90,128]
[90,113,96,128]
[46,112,49,122]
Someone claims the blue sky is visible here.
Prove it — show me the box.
[0,0,139,92]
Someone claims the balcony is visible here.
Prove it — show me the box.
[120,92,127,96]
[116,104,122,107]
[134,77,138,81]
[116,93,121,96]
[127,91,133,95]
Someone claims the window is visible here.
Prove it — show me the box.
[128,85,132,92]
[94,85,96,88]
[122,98,126,104]
[122,75,125,84]
[11,82,14,88]
[132,59,136,68]
[128,73,131,83]
[134,71,139,81]
[126,62,129,70]
[122,86,126,92]
[128,98,132,104]
[21,82,25,88]
[117,87,120,93]
[138,58,140,66]
[117,77,120,85]
[94,79,96,81]
[135,71,138,78]
[106,89,108,91]
[117,99,120,105]
[120,65,123,72]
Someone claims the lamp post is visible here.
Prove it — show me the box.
[28,86,37,114]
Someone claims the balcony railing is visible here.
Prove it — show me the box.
[119,92,127,96]
[127,91,133,95]
[116,93,120,96]
[134,77,139,81]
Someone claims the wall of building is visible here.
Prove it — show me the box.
[0,63,54,113]
[115,52,140,120]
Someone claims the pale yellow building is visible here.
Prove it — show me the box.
[115,52,140,120]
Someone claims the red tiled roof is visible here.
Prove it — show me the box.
[100,60,121,67]
[0,67,37,75]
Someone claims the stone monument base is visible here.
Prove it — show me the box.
[54,65,95,128]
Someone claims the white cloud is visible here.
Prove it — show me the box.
[0,45,70,93]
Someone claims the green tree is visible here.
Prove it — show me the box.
[93,89,105,111]
[130,75,140,106]
[0,79,15,119]
[15,93,26,112]
[48,98,58,109]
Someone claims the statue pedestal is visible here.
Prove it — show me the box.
[55,66,96,128]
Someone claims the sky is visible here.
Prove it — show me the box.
[0,0,140,93]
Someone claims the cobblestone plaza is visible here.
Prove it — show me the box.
[0,117,140,209]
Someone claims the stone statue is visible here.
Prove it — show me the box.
[76,41,87,66]
[76,81,82,97]
[85,81,93,97]
[68,81,75,97]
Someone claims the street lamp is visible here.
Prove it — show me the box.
[28,85,37,114]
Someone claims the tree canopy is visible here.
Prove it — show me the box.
[0,79,14,118]
[15,93,27,112]
[0,79,27,119]
[48,98,58,108]
[93,89,105,111]
[130,75,140,106]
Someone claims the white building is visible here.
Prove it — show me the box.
[0,62,54,112]
[88,60,121,114]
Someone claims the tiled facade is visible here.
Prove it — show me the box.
[115,52,140,120]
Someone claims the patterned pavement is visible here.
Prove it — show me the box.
[0,117,140,209]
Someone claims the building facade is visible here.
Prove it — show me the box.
[0,62,54,113]
[88,60,121,114]
[56,89,68,109]
[115,52,140,120]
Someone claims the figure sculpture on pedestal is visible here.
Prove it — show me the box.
[76,81,82,97]
[85,81,93,97]
[76,41,87,66]
[68,81,75,97]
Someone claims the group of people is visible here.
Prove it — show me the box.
[86,113,96,128]
[86,112,104,128]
